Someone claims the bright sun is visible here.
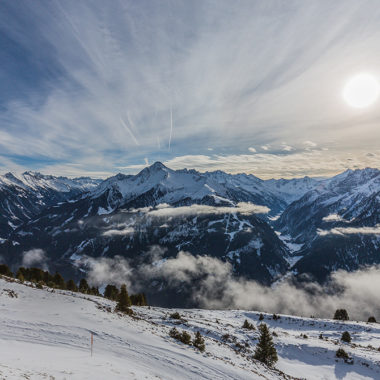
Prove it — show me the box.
[343,73,380,108]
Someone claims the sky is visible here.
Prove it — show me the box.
[1,0,380,179]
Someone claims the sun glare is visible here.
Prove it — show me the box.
[343,73,380,108]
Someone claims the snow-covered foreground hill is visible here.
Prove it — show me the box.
[0,278,379,380]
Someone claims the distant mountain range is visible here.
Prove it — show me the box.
[0,163,379,306]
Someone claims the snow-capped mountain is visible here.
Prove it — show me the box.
[1,163,379,296]
[1,163,294,292]
[0,162,323,293]
[0,171,101,237]
[90,162,290,215]
[276,168,380,280]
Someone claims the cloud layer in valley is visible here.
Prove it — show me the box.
[84,249,380,320]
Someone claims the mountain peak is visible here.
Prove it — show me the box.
[150,161,167,170]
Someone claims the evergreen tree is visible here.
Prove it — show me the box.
[66,279,78,292]
[104,284,119,300]
[16,271,25,283]
[53,272,66,289]
[79,278,90,293]
[193,331,205,352]
[0,264,13,277]
[90,286,99,296]
[253,323,278,367]
[341,331,351,343]
[116,284,131,312]
[259,313,264,321]
[334,309,349,321]
[368,316,377,323]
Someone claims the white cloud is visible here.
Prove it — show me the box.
[22,249,48,270]
[318,225,380,236]
[134,202,269,218]
[102,227,135,237]
[304,140,317,148]
[322,213,345,222]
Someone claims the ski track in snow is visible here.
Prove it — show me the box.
[1,278,380,379]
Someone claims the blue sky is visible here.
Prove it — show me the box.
[1,0,380,178]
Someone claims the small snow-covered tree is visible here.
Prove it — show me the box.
[254,323,278,367]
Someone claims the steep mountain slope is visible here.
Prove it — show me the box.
[1,277,379,380]
[276,168,380,280]
[0,172,101,238]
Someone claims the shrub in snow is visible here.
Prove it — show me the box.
[169,327,191,345]
[242,319,255,330]
[336,348,349,359]
[334,309,349,321]
[170,312,182,320]
[368,316,377,323]
[36,281,44,289]
[193,331,205,352]
[253,323,278,367]
[259,313,264,321]
[341,331,351,343]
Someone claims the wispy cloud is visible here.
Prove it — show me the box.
[1,1,380,177]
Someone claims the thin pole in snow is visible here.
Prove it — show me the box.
[91,332,93,357]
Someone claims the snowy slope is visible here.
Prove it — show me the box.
[1,277,379,380]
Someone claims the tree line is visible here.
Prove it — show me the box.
[0,263,147,307]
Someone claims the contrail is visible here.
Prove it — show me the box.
[120,116,139,146]
[168,105,173,150]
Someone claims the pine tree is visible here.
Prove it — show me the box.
[53,272,66,289]
[104,284,119,301]
[0,264,13,277]
[116,284,131,312]
[193,331,205,352]
[368,316,377,323]
[66,279,78,292]
[90,286,99,296]
[254,323,278,367]
[334,309,349,321]
[79,278,90,293]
